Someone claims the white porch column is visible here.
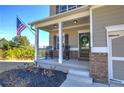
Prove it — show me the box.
[34,28,39,61]
[58,22,63,64]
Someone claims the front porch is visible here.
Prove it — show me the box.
[37,58,89,73]
[29,5,93,84]
[29,5,90,64]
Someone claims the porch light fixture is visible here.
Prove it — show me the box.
[73,20,78,24]
[53,24,57,28]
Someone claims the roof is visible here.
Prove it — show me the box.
[28,5,90,26]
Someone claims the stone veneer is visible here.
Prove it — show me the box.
[69,51,78,59]
[89,53,108,83]
[53,50,58,57]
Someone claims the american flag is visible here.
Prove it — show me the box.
[17,17,26,36]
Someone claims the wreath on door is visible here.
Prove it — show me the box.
[80,35,89,45]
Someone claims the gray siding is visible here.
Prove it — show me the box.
[49,26,89,48]
[49,5,56,16]
[92,5,124,47]
[113,60,124,80]
[112,36,124,57]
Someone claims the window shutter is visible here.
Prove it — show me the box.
[53,35,57,50]
[65,34,69,46]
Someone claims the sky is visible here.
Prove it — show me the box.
[0,5,49,47]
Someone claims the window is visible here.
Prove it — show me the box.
[68,5,76,10]
[56,5,82,14]
[77,5,82,7]
[58,5,67,13]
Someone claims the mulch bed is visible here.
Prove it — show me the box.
[0,67,67,87]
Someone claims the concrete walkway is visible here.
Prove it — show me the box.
[61,78,108,87]
[0,61,124,87]
[61,78,124,87]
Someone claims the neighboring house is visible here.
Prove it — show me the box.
[29,5,124,84]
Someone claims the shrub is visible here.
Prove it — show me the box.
[38,49,47,58]
[0,36,36,60]
[0,49,4,59]
[4,49,16,59]
[4,47,34,60]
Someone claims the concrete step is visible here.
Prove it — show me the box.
[67,73,93,84]
[68,68,93,84]
[62,62,89,71]
[68,68,89,77]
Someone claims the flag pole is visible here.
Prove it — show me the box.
[17,16,35,35]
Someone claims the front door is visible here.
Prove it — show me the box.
[79,32,90,61]
[108,31,124,84]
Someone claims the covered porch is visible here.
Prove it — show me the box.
[29,5,90,64]
[37,58,89,73]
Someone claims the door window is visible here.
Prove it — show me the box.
[80,33,90,48]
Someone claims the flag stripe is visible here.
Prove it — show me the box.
[17,17,26,36]
[17,26,25,35]
[17,24,26,33]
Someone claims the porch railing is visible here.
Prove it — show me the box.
[38,45,70,60]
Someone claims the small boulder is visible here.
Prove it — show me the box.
[0,79,3,87]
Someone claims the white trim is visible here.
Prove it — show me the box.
[30,6,89,27]
[78,31,80,58]
[58,5,67,13]
[91,47,108,53]
[68,5,77,10]
[106,24,124,32]
[106,24,124,84]
[112,57,124,61]
[58,22,63,64]
[107,29,111,84]
[111,79,124,84]
[108,37,113,81]
[78,31,90,58]
[90,6,106,53]
[90,7,93,48]
[70,48,78,51]
[58,5,87,14]
[34,28,39,61]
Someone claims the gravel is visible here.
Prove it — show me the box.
[0,67,67,87]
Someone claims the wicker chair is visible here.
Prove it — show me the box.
[45,46,53,59]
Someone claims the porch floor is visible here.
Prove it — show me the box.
[37,58,89,72]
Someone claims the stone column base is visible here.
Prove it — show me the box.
[89,53,108,83]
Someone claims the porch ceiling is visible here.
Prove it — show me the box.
[40,16,90,32]
[28,5,90,31]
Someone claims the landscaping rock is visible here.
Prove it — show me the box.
[0,67,67,87]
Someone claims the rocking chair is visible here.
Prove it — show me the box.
[45,46,53,59]
[63,45,70,60]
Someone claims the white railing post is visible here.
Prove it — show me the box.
[58,22,63,64]
[34,28,39,62]
[90,7,93,49]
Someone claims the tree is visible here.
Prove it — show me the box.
[9,40,15,48]
[12,36,30,48]
[0,38,10,50]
